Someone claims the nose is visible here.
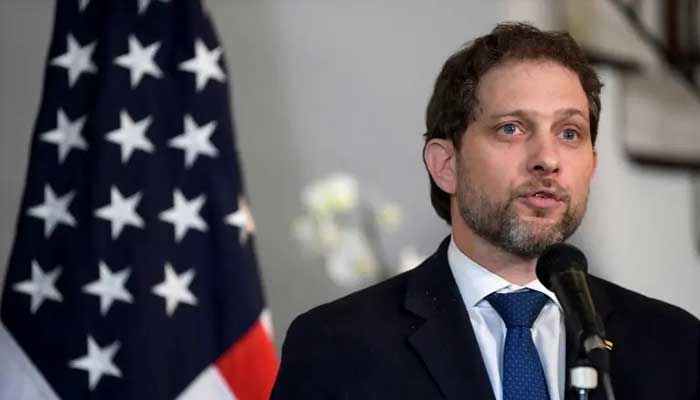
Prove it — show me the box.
[527,134,560,176]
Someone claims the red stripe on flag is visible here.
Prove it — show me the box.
[215,321,279,400]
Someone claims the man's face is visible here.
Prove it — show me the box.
[455,60,596,258]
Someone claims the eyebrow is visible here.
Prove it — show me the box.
[487,108,588,121]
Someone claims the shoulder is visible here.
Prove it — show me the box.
[272,265,428,398]
[288,236,453,336]
[589,277,700,395]
[590,275,700,331]
[272,246,456,399]
[281,236,452,358]
[287,265,418,337]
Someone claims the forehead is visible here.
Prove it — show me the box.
[475,60,589,119]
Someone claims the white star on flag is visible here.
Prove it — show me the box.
[82,261,133,315]
[94,186,144,239]
[225,196,256,245]
[137,0,171,15]
[26,185,76,238]
[40,108,88,163]
[69,336,122,390]
[151,263,197,317]
[169,114,218,169]
[106,110,154,163]
[178,39,225,91]
[78,0,91,12]
[13,260,63,314]
[50,34,98,86]
[159,190,208,242]
[114,35,163,88]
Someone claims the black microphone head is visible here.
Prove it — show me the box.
[536,242,588,289]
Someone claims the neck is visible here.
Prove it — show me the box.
[451,219,537,286]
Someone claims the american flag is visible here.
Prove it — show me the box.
[0,0,278,399]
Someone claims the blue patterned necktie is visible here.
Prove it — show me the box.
[486,289,550,400]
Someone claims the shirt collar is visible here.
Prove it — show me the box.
[447,237,561,309]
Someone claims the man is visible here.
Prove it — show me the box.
[271,23,700,399]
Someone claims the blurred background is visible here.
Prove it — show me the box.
[1,0,699,350]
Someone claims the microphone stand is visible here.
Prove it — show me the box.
[601,373,616,400]
[584,335,617,400]
[568,334,617,400]
[570,360,597,400]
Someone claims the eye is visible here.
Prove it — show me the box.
[499,123,523,136]
[560,128,579,141]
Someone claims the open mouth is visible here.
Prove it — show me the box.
[520,191,562,209]
[532,191,557,200]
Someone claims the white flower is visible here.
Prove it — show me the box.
[301,174,357,216]
[325,229,378,287]
[376,203,402,231]
[315,214,341,253]
[291,216,317,253]
[291,214,342,255]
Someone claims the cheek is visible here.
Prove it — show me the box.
[568,164,596,200]
[479,152,524,187]
[459,138,525,194]
[462,158,518,197]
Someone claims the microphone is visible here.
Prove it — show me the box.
[535,243,609,367]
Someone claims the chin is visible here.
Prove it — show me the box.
[519,218,562,237]
[519,214,561,225]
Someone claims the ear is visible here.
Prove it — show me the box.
[424,138,457,194]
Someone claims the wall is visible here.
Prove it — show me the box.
[564,0,700,319]
[0,1,698,350]
[572,69,700,318]
[0,2,52,307]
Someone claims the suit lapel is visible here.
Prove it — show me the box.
[564,276,614,400]
[404,238,495,400]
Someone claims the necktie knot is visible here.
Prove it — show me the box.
[486,289,548,328]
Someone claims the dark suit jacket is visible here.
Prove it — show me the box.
[272,238,700,399]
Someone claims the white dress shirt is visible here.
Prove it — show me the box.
[447,238,566,400]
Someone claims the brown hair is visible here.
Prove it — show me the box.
[424,22,603,224]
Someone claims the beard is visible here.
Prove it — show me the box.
[456,164,588,259]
